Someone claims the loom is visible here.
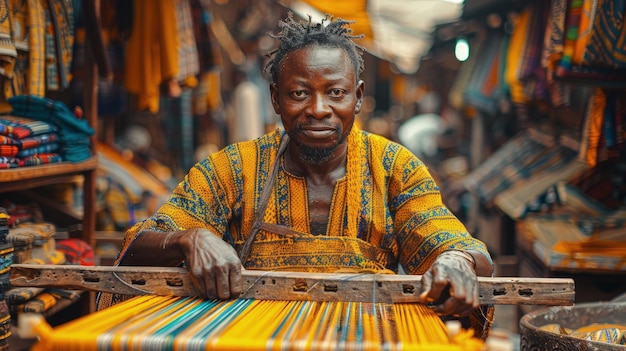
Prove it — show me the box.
[9,264,575,351]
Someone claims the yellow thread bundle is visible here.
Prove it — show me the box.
[25,295,484,351]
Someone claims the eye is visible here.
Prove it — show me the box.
[329,89,345,98]
[290,90,308,99]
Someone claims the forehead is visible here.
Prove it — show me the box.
[277,45,356,81]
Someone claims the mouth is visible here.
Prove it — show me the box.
[299,126,337,139]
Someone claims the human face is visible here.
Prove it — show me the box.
[270,45,364,164]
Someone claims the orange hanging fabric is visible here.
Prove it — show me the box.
[124,0,179,113]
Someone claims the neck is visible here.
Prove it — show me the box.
[284,143,347,185]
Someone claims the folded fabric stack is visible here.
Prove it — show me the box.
[0,208,13,350]
[0,116,63,169]
[8,222,61,265]
[8,95,95,163]
[4,219,92,319]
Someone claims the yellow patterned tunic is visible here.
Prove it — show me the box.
[116,125,491,275]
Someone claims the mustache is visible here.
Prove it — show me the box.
[294,122,336,131]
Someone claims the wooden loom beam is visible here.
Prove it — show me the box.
[9,263,575,306]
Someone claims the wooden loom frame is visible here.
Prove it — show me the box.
[10,264,575,306]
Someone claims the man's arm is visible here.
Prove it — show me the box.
[118,230,186,267]
[465,249,493,277]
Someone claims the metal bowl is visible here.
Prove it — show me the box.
[520,301,626,350]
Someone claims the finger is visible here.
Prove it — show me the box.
[456,305,477,317]
[203,268,218,299]
[449,284,477,317]
[213,266,233,300]
[424,269,449,303]
[470,279,480,308]
[433,296,462,316]
[456,275,479,308]
[188,270,205,298]
[229,265,244,296]
[419,271,434,303]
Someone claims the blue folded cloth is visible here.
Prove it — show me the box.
[9,95,95,136]
[8,95,95,162]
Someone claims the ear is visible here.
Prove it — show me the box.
[270,83,280,114]
[355,80,365,114]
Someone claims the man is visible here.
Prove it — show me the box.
[100,13,494,338]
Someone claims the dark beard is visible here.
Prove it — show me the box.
[297,143,338,164]
[288,128,349,165]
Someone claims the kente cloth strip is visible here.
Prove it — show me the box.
[0,153,62,168]
[101,125,493,338]
[0,136,58,156]
[34,295,484,351]
[0,116,57,139]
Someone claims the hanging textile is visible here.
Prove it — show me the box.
[582,0,626,70]
[448,36,484,110]
[41,0,74,91]
[572,0,599,65]
[463,30,509,116]
[542,0,569,106]
[582,88,606,167]
[503,2,551,106]
[28,0,46,96]
[173,0,199,89]
[125,0,178,113]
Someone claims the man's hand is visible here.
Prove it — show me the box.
[178,229,244,300]
[419,250,479,317]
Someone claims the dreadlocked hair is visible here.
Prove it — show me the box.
[264,12,365,83]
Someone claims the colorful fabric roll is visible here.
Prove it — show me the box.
[0,132,58,148]
[5,287,45,306]
[56,238,94,266]
[0,116,57,139]
[16,153,63,167]
[15,289,80,314]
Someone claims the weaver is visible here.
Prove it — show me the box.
[21,295,483,351]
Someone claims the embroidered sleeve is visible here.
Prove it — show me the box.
[390,147,492,274]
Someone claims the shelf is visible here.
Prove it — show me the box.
[0,157,98,192]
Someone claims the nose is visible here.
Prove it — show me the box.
[308,93,332,119]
